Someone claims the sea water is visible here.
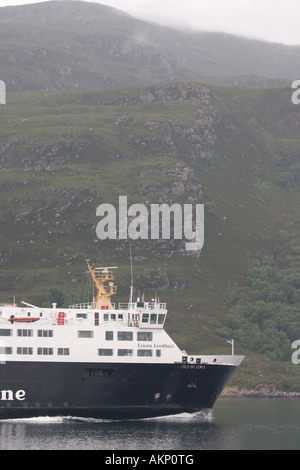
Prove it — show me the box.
[0,398,299,451]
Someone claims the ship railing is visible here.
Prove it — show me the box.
[69,302,116,310]
[68,301,167,311]
[118,302,167,311]
[180,354,244,367]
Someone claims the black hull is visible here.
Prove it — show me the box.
[0,361,236,420]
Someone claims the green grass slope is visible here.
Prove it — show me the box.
[0,82,300,390]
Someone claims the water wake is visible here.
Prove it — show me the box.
[64,410,214,424]
[1,410,213,425]
[142,410,213,423]
[2,416,66,424]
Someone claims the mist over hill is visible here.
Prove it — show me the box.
[0,0,299,91]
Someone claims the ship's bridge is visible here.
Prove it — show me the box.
[68,263,168,328]
[68,300,167,329]
[119,301,167,329]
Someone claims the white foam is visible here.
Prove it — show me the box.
[142,409,214,423]
[2,416,65,424]
[1,410,214,425]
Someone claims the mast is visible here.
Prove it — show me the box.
[129,240,134,306]
[87,262,117,309]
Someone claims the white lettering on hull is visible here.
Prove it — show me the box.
[0,390,26,401]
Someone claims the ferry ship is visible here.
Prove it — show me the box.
[0,263,244,420]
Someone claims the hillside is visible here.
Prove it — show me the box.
[0,1,299,91]
[1,82,300,390]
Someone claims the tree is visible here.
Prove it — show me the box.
[45,288,65,307]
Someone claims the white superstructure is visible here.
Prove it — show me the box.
[0,263,242,368]
[0,299,182,364]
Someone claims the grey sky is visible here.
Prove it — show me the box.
[0,0,299,45]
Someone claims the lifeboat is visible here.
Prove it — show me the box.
[8,317,40,323]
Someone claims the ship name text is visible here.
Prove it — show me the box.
[138,343,175,349]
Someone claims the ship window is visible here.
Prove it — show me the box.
[137,350,152,357]
[78,331,94,338]
[158,314,165,324]
[37,348,53,355]
[0,329,12,337]
[105,331,113,341]
[118,314,123,321]
[117,332,133,341]
[118,349,133,357]
[17,329,33,337]
[0,347,12,354]
[58,348,70,356]
[137,332,153,341]
[17,347,33,355]
[110,314,116,321]
[103,313,109,321]
[142,313,149,323]
[156,350,161,357]
[76,313,87,319]
[98,349,113,356]
[150,314,157,324]
[38,330,53,338]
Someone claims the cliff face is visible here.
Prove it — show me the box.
[0,83,213,264]
[1,82,299,290]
